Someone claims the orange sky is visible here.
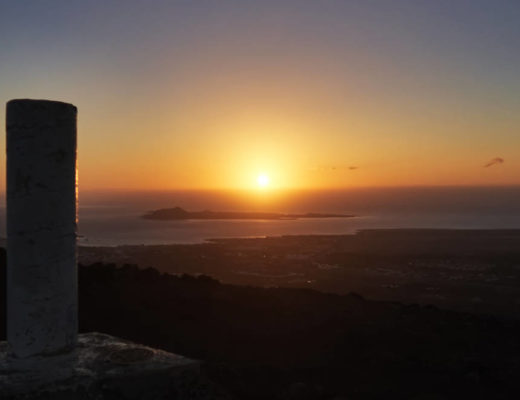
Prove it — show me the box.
[1,1,519,191]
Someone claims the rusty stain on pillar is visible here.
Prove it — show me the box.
[6,99,77,360]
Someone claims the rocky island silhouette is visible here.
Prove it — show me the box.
[142,206,355,220]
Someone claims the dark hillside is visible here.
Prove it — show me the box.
[1,251,520,398]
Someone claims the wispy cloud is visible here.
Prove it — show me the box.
[484,157,504,168]
[309,165,359,172]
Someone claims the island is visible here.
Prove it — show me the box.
[142,206,354,220]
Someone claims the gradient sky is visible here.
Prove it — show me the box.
[1,0,519,190]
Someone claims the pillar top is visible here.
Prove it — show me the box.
[6,99,77,129]
[7,98,77,111]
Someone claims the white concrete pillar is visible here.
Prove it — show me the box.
[6,99,77,360]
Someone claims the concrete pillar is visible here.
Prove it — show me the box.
[6,99,77,360]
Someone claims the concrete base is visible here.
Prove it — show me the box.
[0,333,211,399]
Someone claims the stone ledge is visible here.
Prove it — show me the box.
[0,332,211,399]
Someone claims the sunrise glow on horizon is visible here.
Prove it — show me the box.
[1,1,519,192]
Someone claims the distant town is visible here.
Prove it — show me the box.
[79,229,520,318]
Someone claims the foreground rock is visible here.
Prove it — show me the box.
[0,333,225,399]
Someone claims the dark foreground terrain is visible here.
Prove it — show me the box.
[2,244,520,399]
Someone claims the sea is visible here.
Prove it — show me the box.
[1,186,520,246]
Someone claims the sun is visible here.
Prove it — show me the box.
[256,174,270,188]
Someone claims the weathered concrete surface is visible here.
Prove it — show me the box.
[0,333,207,399]
[6,99,78,360]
